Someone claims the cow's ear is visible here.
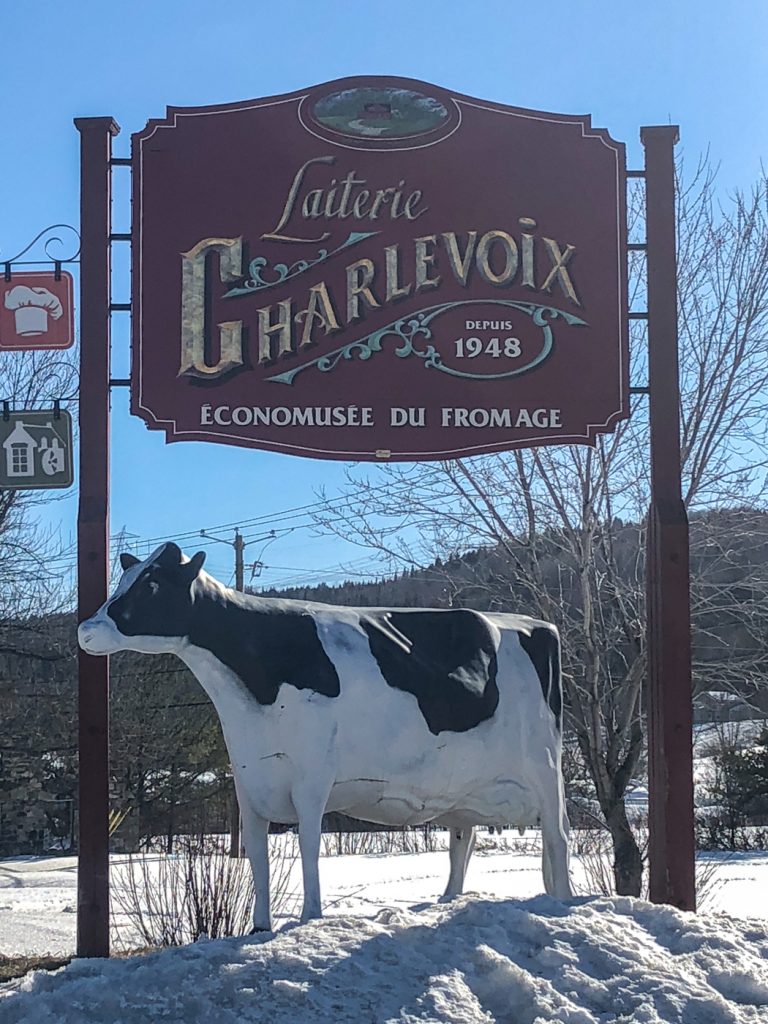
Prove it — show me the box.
[120,553,140,571]
[182,550,206,583]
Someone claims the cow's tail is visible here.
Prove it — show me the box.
[546,625,563,734]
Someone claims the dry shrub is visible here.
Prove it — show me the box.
[111,833,299,948]
[474,830,542,856]
[320,825,443,856]
[572,824,726,910]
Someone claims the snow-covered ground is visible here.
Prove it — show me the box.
[2,840,768,1022]
[2,894,768,1023]
[2,837,767,958]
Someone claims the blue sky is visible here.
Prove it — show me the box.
[1,0,766,588]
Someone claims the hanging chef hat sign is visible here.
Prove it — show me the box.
[5,284,64,336]
[0,270,74,351]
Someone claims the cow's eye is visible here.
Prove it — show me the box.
[149,581,160,596]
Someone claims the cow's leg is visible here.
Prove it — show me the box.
[440,826,476,901]
[538,770,573,901]
[541,820,555,894]
[292,787,327,923]
[237,791,272,932]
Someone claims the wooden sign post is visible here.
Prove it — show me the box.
[75,116,118,958]
[643,126,695,910]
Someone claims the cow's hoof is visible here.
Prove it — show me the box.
[249,925,273,935]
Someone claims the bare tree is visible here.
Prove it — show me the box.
[312,160,768,896]
[0,343,78,852]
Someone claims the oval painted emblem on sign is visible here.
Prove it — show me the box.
[311,86,449,140]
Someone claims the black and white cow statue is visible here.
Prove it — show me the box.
[78,542,572,929]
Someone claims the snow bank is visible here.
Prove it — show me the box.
[2,896,768,1024]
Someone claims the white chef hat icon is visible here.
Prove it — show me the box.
[4,285,64,336]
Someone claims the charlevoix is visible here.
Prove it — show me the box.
[179,222,579,380]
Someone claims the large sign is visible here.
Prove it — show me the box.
[132,77,627,461]
[0,271,74,351]
[0,409,73,488]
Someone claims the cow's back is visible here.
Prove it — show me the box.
[300,606,562,829]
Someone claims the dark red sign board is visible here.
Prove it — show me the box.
[132,77,627,461]
[0,271,75,351]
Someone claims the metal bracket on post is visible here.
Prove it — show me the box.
[75,115,120,958]
[641,125,696,912]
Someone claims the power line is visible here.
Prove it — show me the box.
[131,475,423,550]
[256,555,389,590]
[36,472,454,587]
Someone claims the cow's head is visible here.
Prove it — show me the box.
[78,542,206,655]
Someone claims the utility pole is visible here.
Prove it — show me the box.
[199,527,274,590]
[234,529,245,592]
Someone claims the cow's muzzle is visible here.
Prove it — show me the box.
[78,616,122,655]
